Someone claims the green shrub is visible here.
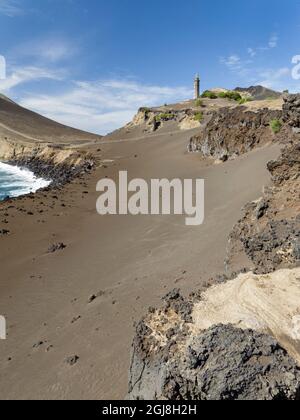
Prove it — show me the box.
[155,113,175,122]
[201,90,218,99]
[195,98,203,107]
[217,91,228,99]
[218,91,242,101]
[238,97,253,105]
[228,91,242,101]
[200,90,245,101]
[194,112,204,122]
[270,119,282,134]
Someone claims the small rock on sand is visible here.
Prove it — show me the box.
[48,243,66,253]
[65,355,79,366]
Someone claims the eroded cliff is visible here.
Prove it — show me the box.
[128,94,300,401]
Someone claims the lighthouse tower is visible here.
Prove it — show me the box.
[194,73,200,99]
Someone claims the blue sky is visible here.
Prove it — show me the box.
[1,0,300,134]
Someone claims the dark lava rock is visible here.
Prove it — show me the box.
[189,107,282,160]
[243,218,300,274]
[128,324,300,400]
[88,290,105,303]
[283,93,300,128]
[33,341,45,349]
[48,243,66,253]
[267,141,300,186]
[227,130,299,274]
[7,157,95,189]
[0,229,10,236]
[255,200,269,220]
[65,355,79,366]
[162,289,193,323]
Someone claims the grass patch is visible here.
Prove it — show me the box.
[155,113,175,122]
[217,91,228,99]
[218,91,242,101]
[201,90,244,102]
[201,90,218,99]
[194,112,204,123]
[270,119,282,134]
[238,97,253,105]
[195,98,203,107]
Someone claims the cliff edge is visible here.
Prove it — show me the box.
[128,94,300,401]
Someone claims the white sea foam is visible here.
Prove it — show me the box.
[0,162,51,200]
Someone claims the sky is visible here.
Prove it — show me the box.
[1,0,300,134]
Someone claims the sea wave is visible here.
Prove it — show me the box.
[0,162,51,200]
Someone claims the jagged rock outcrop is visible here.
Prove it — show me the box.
[0,137,96,187]
[238,218,300,274]
[227,100,299,274]
[282,93,300,130]
[128,94,300,401]
[127,107,202,133]
[8,155,95,187]
[268,141,300,185]
[188,107,282,160]
[129,324,300,400]
[128,274,300,400]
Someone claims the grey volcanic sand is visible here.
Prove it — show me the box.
[0,125,281,400]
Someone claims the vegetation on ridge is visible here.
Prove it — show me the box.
[194,112,204,122]
[270,118,283,134]
[201,90,246,102]
[155,113,176,122]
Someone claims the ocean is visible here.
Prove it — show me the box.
[0,162,51,201]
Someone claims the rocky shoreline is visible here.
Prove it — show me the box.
[128,94,300,400]
[6,155,95,188]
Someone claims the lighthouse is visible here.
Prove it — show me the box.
[194,73,200,99]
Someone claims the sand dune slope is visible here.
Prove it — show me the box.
[0,95,101,145]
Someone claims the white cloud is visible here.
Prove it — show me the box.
[247,48,256,58]
[0,57,192,134]
[13,38,78,63]
[219,34,288,90]
[257,67,290,90]
[0,66,65,91]
[221,55,242,69]
[220,45,293,92]
[220,54,252,76]
[0,0,22,17]
[18,79,193,134]
[247,34,279,58]
[268,35,278,49]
